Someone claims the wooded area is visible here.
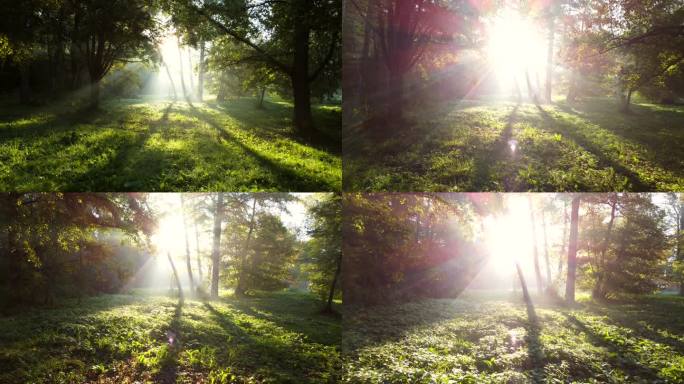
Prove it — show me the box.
[343,0,684,191]
[0,0,341,191]
[343,192,684,382]
[0,192,341,383]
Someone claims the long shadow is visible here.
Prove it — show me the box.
[0,104,106,139]
[201,302,334,381]
[561,312,663,381]
[554,100,684,175]
[514,263,545,383]
[156,298,183,384]
[583,298,684,353]
[183,103,333,191]
[64,101,176,191]
[223,293,341,346]
[533,104,653,190]
[207,99,341,155]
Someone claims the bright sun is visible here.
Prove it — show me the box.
[486,10,547,91]
[481,195,535,276]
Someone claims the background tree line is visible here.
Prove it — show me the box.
[0,192,342,314]
[0,0,341,139]
[343,0,684,138]
[343,193,683,306]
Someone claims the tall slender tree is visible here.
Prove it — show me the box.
[565,195,580,304]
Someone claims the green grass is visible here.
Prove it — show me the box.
[344,98,684,191]
[343,291,684,383]
[0,290,341,383]
[0,97,341,191]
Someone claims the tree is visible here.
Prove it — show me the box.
[528,196,543,293]
[305,194,342,313]
[180,194,195,293]
[0,193,154,308]
[210,193,224,298]
[234,193,293,296]
[565,195,580,304]
[72,0,159,108]
[176,0,341,139]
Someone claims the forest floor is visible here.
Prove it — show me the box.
[0,96,341,191]
[0,290,341,383]
[344,98,683,191]
[343,291,684,383]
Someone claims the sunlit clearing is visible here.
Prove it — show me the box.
[486,10,547,92]
[144,32,198,99]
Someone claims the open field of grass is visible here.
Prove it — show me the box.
[0,97,341,191]
[345,98,683,191]
[0,290,341,383]
[343,291,684,383]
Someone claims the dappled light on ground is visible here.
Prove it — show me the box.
[345,98,683,191]
[0,98,341,191]
[0,291,341,383]
[343,292,684,383]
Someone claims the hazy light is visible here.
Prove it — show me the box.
[482,195,534,276]
[486,10,547,92]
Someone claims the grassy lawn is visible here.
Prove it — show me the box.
[0,290,341,383]
[0,97,341,191]
[344,98,683,191]
[343,291,684,383]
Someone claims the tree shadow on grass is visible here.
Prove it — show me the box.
[533,104,653,190]
[561,312,663,381]
[582,297,684,354]
[156,299,183,384]
[554,100,684,176]
[183,103,333,191]
[201,302,337,383]
[206,99,341,155]
[556,99,684,146]
[63,102,177,191]
[0,104,108,140]
[224,293,341,346]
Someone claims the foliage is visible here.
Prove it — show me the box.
[0,97,341,191]
[302,193,342,302]
[344,99,684,191]
[343,292,684,383]
[0,193,154,309]
[0,290,341,383]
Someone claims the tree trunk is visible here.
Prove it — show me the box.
[177,36,188,101]
[19,65,31,104]
[292,10,314,140]
[258,87,266,109]
[388,68,404,124]
[565,196,580,304]
[187,47,195,98]
[89,78,100,109]
[195,222,202,284]
[210,193,223,298]
[180,195,194,293]
[324,255,341,313]
[541,208,552,288]
[167,252,184,303]
[516,262,531,304]
[622,88,633,112]
[593,196,617,300]
[545,7,555,102]
[235,198,258,297]
[198,40,205,101]
[529,196,543,294]
[163,60,177,100]
[558,200,568,279]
